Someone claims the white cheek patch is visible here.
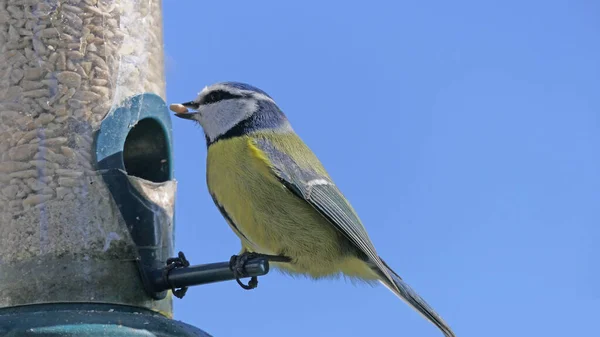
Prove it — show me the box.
[197,99,258,141]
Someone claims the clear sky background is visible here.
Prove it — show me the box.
[163,1,599,336]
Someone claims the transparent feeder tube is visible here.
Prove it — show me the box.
[0,0,171,315]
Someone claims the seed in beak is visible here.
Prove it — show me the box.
[169,103,188,114]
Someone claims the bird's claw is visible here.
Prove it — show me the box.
[167,251,190,269]
[164,251,190,298]
[229,253,260,290]
[229,252,292,290]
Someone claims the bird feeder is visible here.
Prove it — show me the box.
[0,2,272,335]
[0,1,208,335]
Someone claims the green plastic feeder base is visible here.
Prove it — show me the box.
[0,303,212,337]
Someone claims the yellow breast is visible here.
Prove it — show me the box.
[206,135,281,253]
[206,135,358,277]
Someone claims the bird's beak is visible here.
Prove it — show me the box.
[172,101,200,120]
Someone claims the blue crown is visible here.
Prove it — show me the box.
[219,82,273,99]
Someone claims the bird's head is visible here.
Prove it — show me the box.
[173,82,281,142]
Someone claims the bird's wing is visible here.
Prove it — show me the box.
[250,136,394,282]
[251,135,456,337]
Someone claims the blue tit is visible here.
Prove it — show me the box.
[172,82,455,337]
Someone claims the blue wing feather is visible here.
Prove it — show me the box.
[252,136,456,337]
[253,137,392,279]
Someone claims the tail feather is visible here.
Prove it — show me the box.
[374,260,456,337]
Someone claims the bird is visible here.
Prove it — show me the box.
[172,81,455,337]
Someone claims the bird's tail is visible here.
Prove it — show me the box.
[373,259,456,337]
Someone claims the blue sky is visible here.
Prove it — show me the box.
[163,1,599,336]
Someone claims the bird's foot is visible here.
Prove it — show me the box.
[229,252,291,290]
[164,251,190,298]
[229,253,260,290]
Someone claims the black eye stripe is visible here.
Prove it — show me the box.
[199,90,241,105]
